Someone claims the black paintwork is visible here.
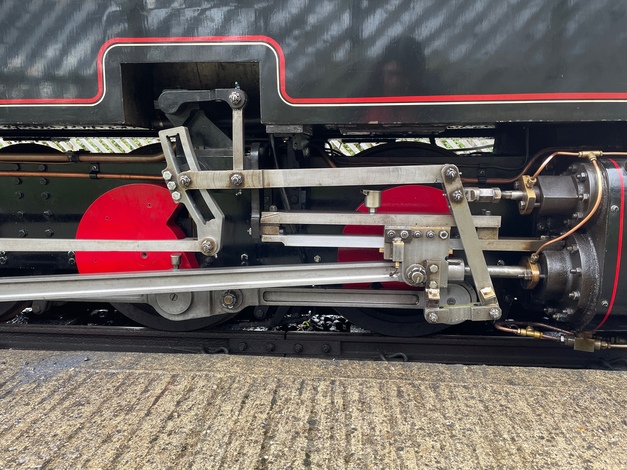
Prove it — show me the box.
[2,0,627,127]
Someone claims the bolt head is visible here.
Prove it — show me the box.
[429,281,438,289]
[429,264,439,273]
[426,312,439,323]
[179,175,192,187]
[229,91,242,105]
[451,190,464,203]
[200,239,215,255]
[162,170,173,181]
[230,173,244,186]
[601,300,609,308]
[611,205,620,213]
[489,308,501,320]
[445,167,458,180]
[400,230,409,239]
[171,191,181,201]
[313,255,321,263]
[386,230,396,239]
[167,181,177,191]
[413,230,422,238]
[426,230,435,239]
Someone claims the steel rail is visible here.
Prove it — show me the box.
[0,324,624,369]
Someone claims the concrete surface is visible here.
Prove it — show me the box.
[0,350,625,469]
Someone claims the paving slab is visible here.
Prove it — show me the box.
[0,349,625,469]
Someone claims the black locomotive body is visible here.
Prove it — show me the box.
[1,0,627,346]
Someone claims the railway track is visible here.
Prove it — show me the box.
[0,323,625,369]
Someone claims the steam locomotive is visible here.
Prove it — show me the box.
[1,0,627,348]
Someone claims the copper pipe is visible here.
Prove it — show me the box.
[0,170,163,181]
[0,152,165,164]
[531,151,579,179]
[532,158,603,260]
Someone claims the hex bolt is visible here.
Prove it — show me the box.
[429,281,438,289]
[41,192,50,200]
[43,210,52,219]
[570,268,582,275]
[18,229,27,238]
[221,292,237,308]
[313,255,321,263]
[426,312,439,323]
[39,177,48,185]
[450,190,464,203]
[386,230,396,239]
[426,230,435,239]
[293,343,304,353]
[44,229,54,237]
[439,230,449,240]
[266,342,276,352]
[228,90,242,105]
[413,230,422,238]
[429,264,439,273]
[179,175,192,187]
[321,344,331,354]
[568,291,580,300]
[238,342,248,352]
[230,173,244,186]
[171,191,181,201]
[0,257,7,265]
[489,308,501,320]
[14,192,23,199]
[611,205,620,213]
[576,172,587,182]
[601,300,609,308]
[166,181,177,191]
[400,230,409,239]
[162,170,173,181]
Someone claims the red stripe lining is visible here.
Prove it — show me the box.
[3,35,627,106]
[594,158,624,330]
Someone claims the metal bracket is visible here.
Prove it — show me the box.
[158,88,247,170]
[159,127,224,255]
[438,164,501,320]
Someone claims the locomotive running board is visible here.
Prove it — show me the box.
[0,262,399,302]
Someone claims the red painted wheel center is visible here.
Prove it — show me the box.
[75,184,198,274]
